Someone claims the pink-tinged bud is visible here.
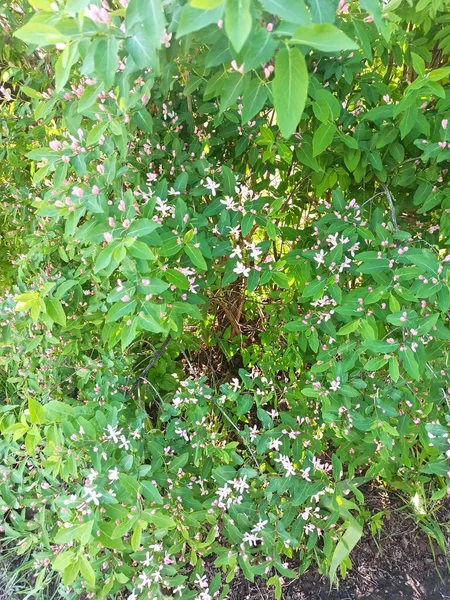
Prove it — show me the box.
[442,118,448,129]
[72,186,83,198]
[103,232,113,242]
[121,294,130,302]
[49,140,62,151]
[438,141,447,149]
[62,155,70,163]
[141,94,148,105]
[217,19,223,28]
[443,254,450,262]
[364,15,374,22]
[97,164,105,175]
[92,185,100,195]
[383,94,390,103]
[84,4,111,26]
[231,60,245,74]
[122,219,130,228]
[118,200,126,211]
[266,23,273,31]
[108,217,115,227]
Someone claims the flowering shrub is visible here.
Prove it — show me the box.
[1,0,450,598]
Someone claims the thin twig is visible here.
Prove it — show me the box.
[379,182,399,231]
[212,399,260,469]
[131,334,171,393]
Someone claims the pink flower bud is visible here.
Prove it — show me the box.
[72,186,83,198]
[103,232,113,242]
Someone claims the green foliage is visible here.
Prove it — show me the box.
[0,0,450,598]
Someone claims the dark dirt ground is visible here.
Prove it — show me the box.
[228,487,450,600]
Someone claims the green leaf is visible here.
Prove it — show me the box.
[185,244,208,270]
[225,0,252,52]
[134,110,153,134]
[242,79,268,123]
[129,241,155,260]
[125,28,158,70]
[337,319,360,335]
[241,26,278,71]
[312,123,336,156]
[94,37,119,90]
[273,46,308,138]
[86,121,109,147]
[177,5,224,36]
[127,219,160,238]
[141,480,164,504]
[165,269,190,290]
[78,83,103,113]
[14,20,66,46]
[191,0,224,7]
[53,551,75,572]
[259,0,311,24]
[145,512,176,530]
[329,517,362,583]
[45,298,66,327]
[44,401,73,423]
[105,300,137,323]
[28,397,46,425]
[389,356,400,382]
[360,0,383,31]
[220,72,245,113]
[55,41,79,92]
[364,357,388,371]
[399,347,420,381]
[307,0,337,23]
[131,522,142,552]
[80,556,95,586]
[126,0,165,47]
[291,24,358,52]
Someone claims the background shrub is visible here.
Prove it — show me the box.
[0,0,449,598]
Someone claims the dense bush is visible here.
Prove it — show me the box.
[0,0,450,598]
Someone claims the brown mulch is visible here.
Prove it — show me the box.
[227,488,450,600]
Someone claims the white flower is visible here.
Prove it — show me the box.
[195,574,209,590]
[108,467,119,482]
[174,585,185,596]
[314,249,326,266]
[142,551,152,567]
[119,435,130,450]
[274,454,296,477]
[249,425,259,442]
[232,476,249,494]
[203,177,220,196]
[230,246,242,259]
[104,424,122,443]
[269,438,282,451]
[330,376,341,392]
[127,591,138,600]
[300,467,311,482]
[242,532,261,546]
[230,378,240,392]
[252,519,268,533]
[220,196,239,211]
[83,486,102,505]
[137,573,152,589]
[233,261,250,277]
